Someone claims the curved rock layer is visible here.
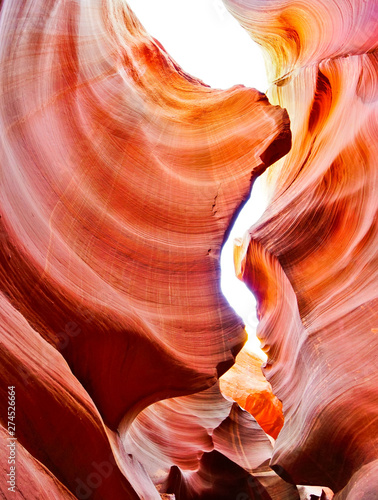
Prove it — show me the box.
[164,451,272,500]
[333,460,378,500]
[123,383,273,476]
[0,0,291,498]
[0,0,290,426]
[0,292,141,499]
[123,383,300,499]
[229,0,378,495]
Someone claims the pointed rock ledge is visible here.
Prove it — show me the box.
[220,344,284,439]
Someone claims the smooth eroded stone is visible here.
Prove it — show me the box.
[0,0,291,497]
[122,384,272,476]
[0,0,290,429]
[0,293,140,499]
[230,0,378,494]
[0,426,76,500]
[164,451,271,500]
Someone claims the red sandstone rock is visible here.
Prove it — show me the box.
[0,0,289,425]
[0,425,76,499]
[0,293,141,499]
[6,0,373,496]
[0,0,290,497]
[164,451,272,500]
[231,0,378,495]
[333,461,378,499]
[123,383,300,498]
[123,384,271,479]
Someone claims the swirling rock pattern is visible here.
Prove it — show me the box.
[123,384,288,498]
[0,0,290,424]
[230,0,378,495]
[0,0,291,498]
[123,383,302,498]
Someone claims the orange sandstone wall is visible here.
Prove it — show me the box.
[220,346,284,439]
[230,0,378,495]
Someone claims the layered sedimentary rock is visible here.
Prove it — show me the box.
[229,0,378,495]
[4,0,374,496]
[123,383,301,499]
[0,0,291,497]
[0,292,142,499]
[123,384,273,495]
[0,424,76,500]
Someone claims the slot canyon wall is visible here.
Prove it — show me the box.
[229,0,378,497]
[0,0,376,499]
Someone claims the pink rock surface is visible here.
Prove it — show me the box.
[0,292,141,498]
[0,0,290,497]
[123,383,300,498]
[123,384,272,475]
[4,0,375,496]
[231,0,378,495]
[0,0,289,425]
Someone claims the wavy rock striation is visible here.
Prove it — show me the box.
[0,0,291,497]
[0,425,76,500]
[229,0,378,495]
[123,383,301,499]
[0,292,141,498]
[123,384,274,496]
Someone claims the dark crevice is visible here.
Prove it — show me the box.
[308,70,332,134]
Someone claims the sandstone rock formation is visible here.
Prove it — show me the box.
[0,0,291,498]
[0,425,76,500]
[123,382,303,498]
[123,384,286,498]
[2,0,375,497]
[229,0,378,495]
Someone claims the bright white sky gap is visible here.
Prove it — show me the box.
[127,0,269,358]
